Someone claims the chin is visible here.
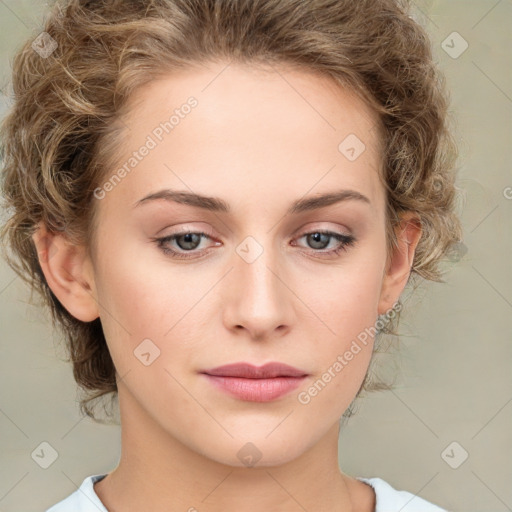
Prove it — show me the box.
[192,430,312,469]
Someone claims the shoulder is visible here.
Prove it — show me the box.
[357,476,450,512]
[46,474,108,512]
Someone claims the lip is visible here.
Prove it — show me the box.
[202,362,308,378]
[200,362,309,402]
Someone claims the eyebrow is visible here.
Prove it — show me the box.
[134,188,371,215]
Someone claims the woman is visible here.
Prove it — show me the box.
[0,0,461,510]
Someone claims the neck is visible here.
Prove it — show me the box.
[95,389,373,512]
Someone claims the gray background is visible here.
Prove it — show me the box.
[1,1,511,511]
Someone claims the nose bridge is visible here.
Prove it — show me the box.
[224,232,293,336]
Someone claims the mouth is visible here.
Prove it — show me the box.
[199,362,309,402]
[201,362,308,379]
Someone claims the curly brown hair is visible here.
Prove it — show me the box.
[0,0,462,421]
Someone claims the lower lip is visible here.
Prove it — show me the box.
[202,374,307,402]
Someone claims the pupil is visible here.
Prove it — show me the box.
[309,232,328,249]
[179,233,200,250]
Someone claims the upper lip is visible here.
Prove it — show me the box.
[201,362,308,378]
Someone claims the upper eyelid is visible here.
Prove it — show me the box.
[161,227,348,237]
[161,220,351,236]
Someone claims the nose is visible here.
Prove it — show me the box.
[222,237,295,341]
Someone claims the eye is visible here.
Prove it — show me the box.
[154,230,217,260]
[293,230,356,258]
[154,229,356,260]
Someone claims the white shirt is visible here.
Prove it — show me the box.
[46,474,449,511]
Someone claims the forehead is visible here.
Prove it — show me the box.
[98,61,385,217]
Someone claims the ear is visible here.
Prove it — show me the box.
[378,212,422,316]
[31,222,100,322]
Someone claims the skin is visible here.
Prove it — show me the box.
[33,61,421,512]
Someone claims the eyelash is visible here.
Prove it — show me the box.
[154,229,356,260]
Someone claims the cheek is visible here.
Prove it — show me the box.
[92,238,214,372]
[87,224,386,460]
[295,268,381,416]
[93,222,385,384]
[305,255,385,340]
[297,250,385,393]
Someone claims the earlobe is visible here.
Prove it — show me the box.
[378,213,422,316]
[31,222,100,322]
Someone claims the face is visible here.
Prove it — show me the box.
[40,61,418,468]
